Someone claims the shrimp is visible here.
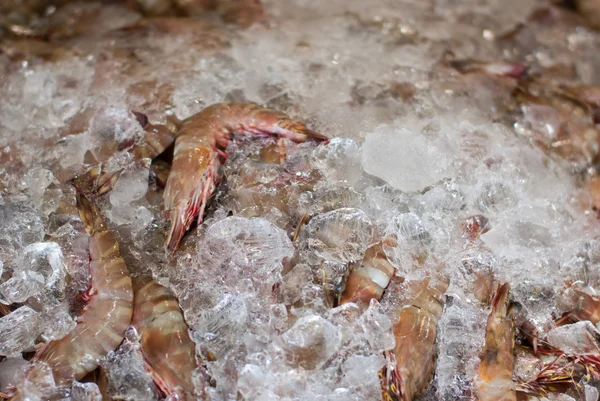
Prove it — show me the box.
[31,192,133,385]
[558,281,600,324]
[132,275,205,400]
[339,238,397,307]
[474,282,516,401]
[164,102,327,252]
[381,274,449,401]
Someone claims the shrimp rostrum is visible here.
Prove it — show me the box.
[163,102,327,252]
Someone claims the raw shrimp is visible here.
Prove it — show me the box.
[32,193,133,385]
[339,238,396,307]
[132,275,204,400]
[381,274,449,401]
[474,282,516,401]
[558,281,600,324]
[164,102,327,252]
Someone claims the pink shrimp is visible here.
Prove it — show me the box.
[474,282,517,401]
[132,275,205,400]
[31,193,133,385]
[382,274,449,401]
[163,102,327,253]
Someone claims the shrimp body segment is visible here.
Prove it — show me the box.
[33,193,133,385]
[163,102,327,252]
[340,239,396,306]
[474,282,516,401]
[383,275,449,401]
[132,276,203,399]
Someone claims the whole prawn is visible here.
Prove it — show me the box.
[32,192,134,385]
[474,282,516,401]
[382,274,449,401]
[132,275,204,400]
[163,102,327,252]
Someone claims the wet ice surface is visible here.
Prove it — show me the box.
[1,0,600,400]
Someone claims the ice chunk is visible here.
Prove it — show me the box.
[100,331,159,401]
[238,364,267,399]
[14,362,68,400]
[276,315,342,370]
[42,304,76,342]
[194,294,248,359]
[71,381,102,401]
[312,138,363,185]
[435,299,486,401]
[0,242,65,304]
[0,194,44,251]
[109,167,149,207]
[383,212,432,269]
[0,356,29,394]
[355,300,395,353]
[361,126,453,192]
[199,217,294,287]
[305,208,373,263]
[0,306,43,356]
[18,168,56,210]
[546,321,600,354]
[476,182,517,213]
[341,354,385,388]
[586,385,599,401]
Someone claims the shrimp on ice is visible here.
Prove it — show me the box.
[32,192,134,385]
[339,237,397,307]
[164,102,327,252]
[474,282,516,401]
[557,281,600,325]
[381,274,449,401]
[132,275,205,400]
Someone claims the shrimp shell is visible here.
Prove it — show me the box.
[132,275,204,399]
[164,102,327,253]
[33,193,133,385]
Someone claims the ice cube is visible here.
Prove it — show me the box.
[546,321,600,354]
[356,300,395,353]
[0,306,43,356]
[276,314,342,370]
[0,356,29,394]
[71,381,102,401]
[305,208,373,263]
[100,333,159,401]
[22,242,65,296]
[238,364,267,399]
[0,194,44,251]
[0,242,66,304]
[109,166,149,207]
[361,126,453,192]
[383,212,432,268]
[18,168,56,210]
[194,294,248,359]
[341,354,385,388]
[200,216,294,276]
[312,138,363,185]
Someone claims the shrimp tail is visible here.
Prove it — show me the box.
[72,165,122,199]
[492,282,511,316]
[75,191,105,235]
[165,168,217,253]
